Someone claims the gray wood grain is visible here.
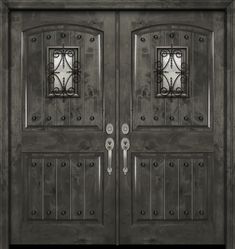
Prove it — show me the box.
[4,0,233,9]
[10,10,116,245]
[0,0,234,247]
[226,2,235,248]
[119,10,225,244]
[0,1,9,249]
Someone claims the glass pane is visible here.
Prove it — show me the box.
[53,50,73,90]
[156,47,188,97]
[47,47,81,97]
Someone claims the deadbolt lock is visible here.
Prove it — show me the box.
[121,123,129,135]
[106,123,114,135]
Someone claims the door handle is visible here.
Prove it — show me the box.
[105,138,114,175]
[121,138,130,175]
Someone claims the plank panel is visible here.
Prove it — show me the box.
[179,158,192,220]
[26,33,44,127]
[193,158,208,219]
[192,33,208,126]
[71,157,84,220]
[134,158,150,221]
[133,33,152,128]
[84,33,102,129]
[165,158,178,219]
[84,157,100,220]
[57,158,70,220]
[151,158,164,220]
[43,31,57,127]
[44,158,56,220]
[28,158,43,219]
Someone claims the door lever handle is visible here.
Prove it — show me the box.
[121,138,130,175]
[105,138,114,175]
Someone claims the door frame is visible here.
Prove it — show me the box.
[0,0,234,247]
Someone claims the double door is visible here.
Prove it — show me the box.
[10,10,225,244]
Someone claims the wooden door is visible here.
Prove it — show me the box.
[10,11,116,244]
[119,11,225,244]
[10,9,226,245]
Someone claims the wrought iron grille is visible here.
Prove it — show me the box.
[155,45,189,98]
[47,45,81,97]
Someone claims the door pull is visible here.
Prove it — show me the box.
[105,138,114,175]
[121,138,130,175]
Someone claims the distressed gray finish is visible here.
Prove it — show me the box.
[0,1,9,249]
[0,0,235,247]
[119,10,225,244]
[226,1,235,248]
[24,25,103,128]
[4,0,233,9]
[132,25,211,128]
[10,10,116,244]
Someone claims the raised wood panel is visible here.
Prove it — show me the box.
[24,25,103,129]
[26,153,103,223]
[132,25,211,129]
[132,153,210,222]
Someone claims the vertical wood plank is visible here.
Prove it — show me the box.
[179,158,192,220]
[134,158,150,220]
[84,157,100,220]
[43,31,56,127]
[27,33,44,127]
[193,158,208,219]
[165,158,178,219]
[28,158,43,220]
[192,33,208,126]
[151,158,164,220]
[179,31,193,126]
[84,33,102,129]
[134,33,152,128]
[44,158,56,220]
[57,158,70,220]
[71,157,84,220]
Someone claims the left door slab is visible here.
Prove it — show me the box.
[10,11,116,244]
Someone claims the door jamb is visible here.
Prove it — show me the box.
[0,0,234,247]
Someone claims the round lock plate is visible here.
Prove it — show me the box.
[122,123,129,135]
[106,123,114,135]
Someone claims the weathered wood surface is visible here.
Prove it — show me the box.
[4,0,233,9]
[119,10,225,244]
[0,1,9,249]
[0,0,235,247]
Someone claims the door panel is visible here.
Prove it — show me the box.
[10,11,116,244]
[132,153,210,223]
[26,153,103,222]
[119,11,224,244]
[132,25,211,129]
[10,10,225,245]
[25,24,103,129]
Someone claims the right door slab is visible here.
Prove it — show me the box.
[119,11,225,244]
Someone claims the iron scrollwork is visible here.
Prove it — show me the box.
[47,45,81,98]
[155,45,189,98]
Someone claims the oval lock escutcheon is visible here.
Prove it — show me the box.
[121,123,129,135]
[106,123,114,135]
